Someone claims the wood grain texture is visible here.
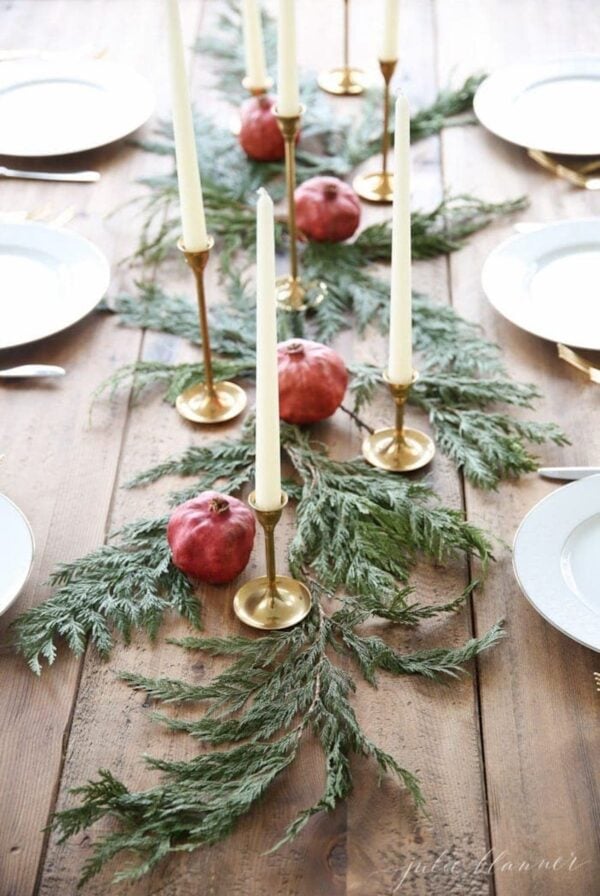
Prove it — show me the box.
[435,1,600,893]
[0,2,176,894]
[0,1,597,895]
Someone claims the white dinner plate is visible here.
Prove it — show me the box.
[514,476,600,651]
[0,58,154,156]
[0,493,34,615]
[0,220,110,349]
[481,218,600,350]
[474,57,600,155]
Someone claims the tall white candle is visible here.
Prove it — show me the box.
[388,93,412,385]
[242,0,269,90]
[277,0,300,116]
[379,0,399,62]
[255,188,282,511]
[165,0,208,251]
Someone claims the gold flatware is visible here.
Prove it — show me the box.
[527,149,600,190]
[557,343,600,384]
[0,206,77,227]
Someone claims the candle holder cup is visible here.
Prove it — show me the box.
[175,237,247,424]
[353,59,397,203]
[275,106,328,312]
[241,75,274,96]
[362,370,435,472]
[230,77,274,135]
[317,0,366,96]
[234,491,311,630]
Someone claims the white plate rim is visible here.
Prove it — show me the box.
[0,219,110,350]
[513,476,600,652]
[474,55,600,155]
[0,492,34,616]
[0,57,155,156]
[481,217,600,350]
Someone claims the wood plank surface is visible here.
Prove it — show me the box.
[0,3,179,895]
[436,1,600,894]
[0,1,597,895]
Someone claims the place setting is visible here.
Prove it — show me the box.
[474,59,600,652]
[0,46,156,628]
[474,56,600,188]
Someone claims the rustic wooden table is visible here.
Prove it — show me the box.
[1,1,599,894]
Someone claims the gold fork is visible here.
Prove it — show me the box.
[557,344,600,384]
[528,149,600,190]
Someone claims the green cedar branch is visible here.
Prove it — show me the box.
[51,594,503,886]
[11,516,198,675]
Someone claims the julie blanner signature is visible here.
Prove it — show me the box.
[373,849,591,893]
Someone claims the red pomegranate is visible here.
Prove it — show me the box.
[167,491,255,585]
[295,176,361,243]
[278,339,348,424]
[239,94,297,162]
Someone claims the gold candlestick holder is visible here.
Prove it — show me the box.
[275,106,328,312]
[317,0,366,96]
[362,370,435,472]
[175,237,247,425]
[241,75,274,97]
[353,58,397,203]
[233,491,311,630]
[230,77,274,135]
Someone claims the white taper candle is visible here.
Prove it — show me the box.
[255,188,282,511]
[242,0,269,90]
[388,93,412,385]
[379,0,399,62]
[165,0,208,251]
[277,0,300,116]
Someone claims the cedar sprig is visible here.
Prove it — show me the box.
[194,0,482,162]
[12,431,258,673]
[11,516,197,675]
[283,424,493,595]
[51,592,503,886]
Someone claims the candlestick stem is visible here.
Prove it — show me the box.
[353,58,397,203]
[343,0,349,71]
[362,370,435,472]
[282,122,299,283]
[262,509,279,599]
[175,238,247,424]
[381,61,395,178]
[274,108,328,312]
[183,242,216,396]
[233,492,311,630]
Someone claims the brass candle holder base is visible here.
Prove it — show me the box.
[176,381,247,425]
[275,274,328,312]
[233,492,311,630]
[317,66,366,96]
[318,0,364,96]
[353,170,394,203]
[175,237,247,425]
[362,370,435,473]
